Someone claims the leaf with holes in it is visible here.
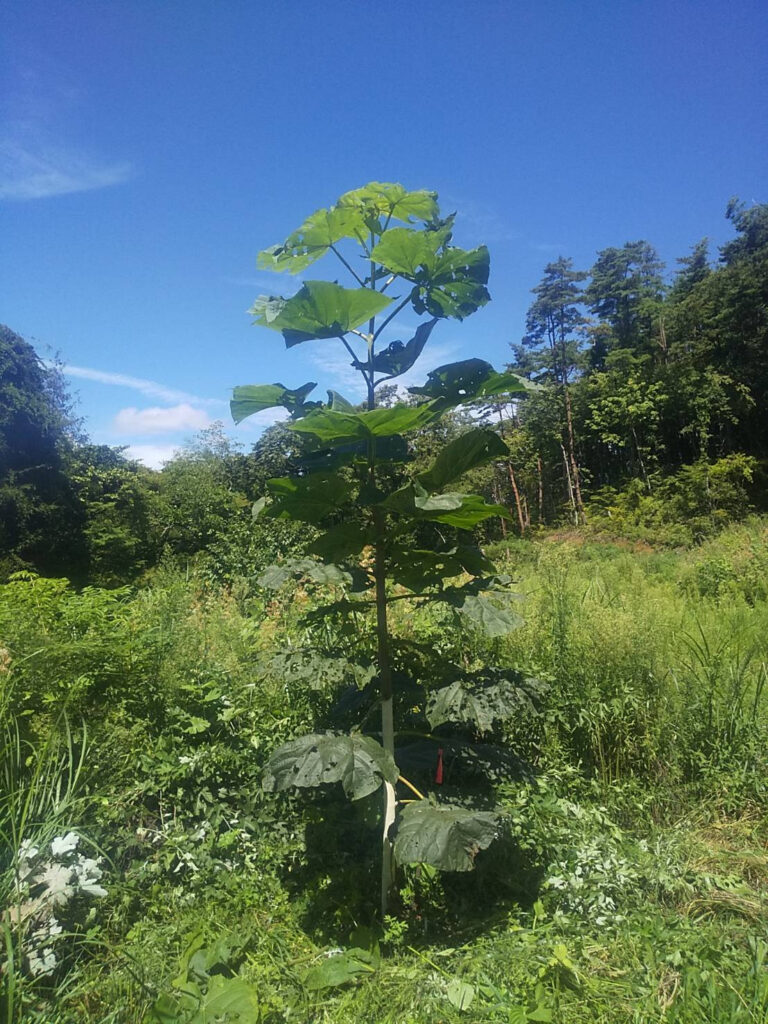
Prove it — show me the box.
[250,280,393,346]
[409,358,530,406]
[263,733,398,801]
[452,592,523,636]
[393,801,498,872]
[411,245,491,320]
[427,671,545,734]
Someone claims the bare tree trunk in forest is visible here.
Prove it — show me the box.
[493,478,508,538]
[522,494,530,528]
[561,442,577,524]
[562,384,586,524]
[506,460,526,535]
[536,454,544,523]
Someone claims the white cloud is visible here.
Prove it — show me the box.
[113,404,212,435]
[62,364,227,408]
[124,444,179,470]
[0,137,132,201]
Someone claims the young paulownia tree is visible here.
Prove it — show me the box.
[231,182,532,914]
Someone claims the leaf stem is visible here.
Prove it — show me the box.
[398,775,426,800]
[330,244,366,287]
[372,295,413,342]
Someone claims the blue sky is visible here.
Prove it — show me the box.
[2,0,766,467]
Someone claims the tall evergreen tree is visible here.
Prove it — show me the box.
[512,257,587,521]
[584,241,665,359]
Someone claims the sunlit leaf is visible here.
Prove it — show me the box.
[327,390,355,412]
[303,948,377,990]
[418,428,508,491]
[258,204,366,274]
[230,381,318,424]
[446,978,476,1011]
[250,280,392,346]
[337,182,439,224]
[263,732,398,800]
[371,228,445,277]
[393,801,498,871]
[452,593,523,635]
[291,403,438,446]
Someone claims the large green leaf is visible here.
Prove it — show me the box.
[250,280,392,346]
[393,802,498,871]
[367,319,437,378]
[263,732,398,801]
[257,558,351,590]
[384,484,512,529]
[418,428,508,491]
[230,381,319,424]
[452,592,523,635]
[427,671,546,733]
[262,473,352,523]
[388,545,497,593]
[412,245,491,320]
[337,182,439,224]
[299,434,410,472]
[303,948,377,990]
[308,522,375,561]
[258,205,366,274]
[370,227,446,277]
[409,359,530,406]
[151,975,259,1024]
[291,403,438,446]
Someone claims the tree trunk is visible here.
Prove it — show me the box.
[536,454,544,523]
[367,372,396,918]
[562,384,586,524]
[561,442,577,523]
[506,460,526,535]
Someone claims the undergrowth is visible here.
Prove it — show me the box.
[0,521,766,1022]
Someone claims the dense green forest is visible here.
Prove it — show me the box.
[1,192,767,1023]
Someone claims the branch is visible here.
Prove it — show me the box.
[330,244,366,287]
[372,295,413,342]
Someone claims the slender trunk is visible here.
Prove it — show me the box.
[562,384,586,524]
[367,368,396,917]
[536,454,544,523]
[631,425,651,492]
[493,478,508,539]
[522,494,531,528]
[506,460,526,535]
[561,442,577,523]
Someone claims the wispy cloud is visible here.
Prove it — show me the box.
[442,193,522,245]
[113,404,213,436]
[0,136,132,201]
[124,444,179,470]
[62,364,227,408]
